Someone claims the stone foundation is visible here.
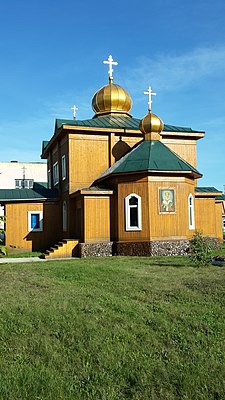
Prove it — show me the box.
[205,237,222,250]
[114,240,190,257]
[78,237,221,258]
[79,242,113,258]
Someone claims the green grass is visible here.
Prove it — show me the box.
[0,256,225,399]
[4,251,42,258]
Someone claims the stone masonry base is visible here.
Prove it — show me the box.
[114,240,190,257]
[78,238,221,257]
[79,242,113,258]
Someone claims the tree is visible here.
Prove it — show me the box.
[189,231,212,267]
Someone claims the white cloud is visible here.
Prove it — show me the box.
[123,46,225,95]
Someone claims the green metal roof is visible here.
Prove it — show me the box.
[33,182,48,189]
[216,194,225,200]
[0,187,58,201]
[97,140,201,180]
[55,115,203,133]
[42,141,49,151]
[195,187,221,193]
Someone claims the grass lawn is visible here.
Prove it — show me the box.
[5,251,42,258]
[0,255,225,399]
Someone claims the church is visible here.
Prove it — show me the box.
[0,55,223,258]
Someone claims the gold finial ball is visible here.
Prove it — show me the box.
[139,112,164,135]
[92,82,132,117]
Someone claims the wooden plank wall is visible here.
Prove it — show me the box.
[148,179,195,240]
[117,177,196,242]
[83,196,111,243]
[68,133,109,193]
[161,138,197,167]
[5,202,60,251]
[195,197,218,238]
[68,132,143,194]
[117,179,150,242]
[215,201,223,240]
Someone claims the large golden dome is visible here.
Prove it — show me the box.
[92,80,132,118]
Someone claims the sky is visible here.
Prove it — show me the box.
[0,0,224,190]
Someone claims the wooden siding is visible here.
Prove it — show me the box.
[148,179,195,240]
[83,196,111,243]
[117,181,150,242]
[110,133,141,165]
[161,138,197,167]
[5,202,60,251]
[195,198,219,237]
[67,132,142,194]
[117,176,196,242]
[68,133,109,193]
[215,201,223,240]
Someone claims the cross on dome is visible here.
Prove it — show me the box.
[144,86,156,112]
[71,105,78,120]
[103,55,118,81]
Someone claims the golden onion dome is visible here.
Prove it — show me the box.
[139,111,164,139]
[92,80,132,118]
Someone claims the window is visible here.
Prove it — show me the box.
[223,217,225,232]
[28,211,43,232]
[53,161,59,185]
[47,169,51,189]
[62,201,67,232]
[61,155,66,180]
[188,193,195,230]
[125,193,142,231]
[15,179,33,189]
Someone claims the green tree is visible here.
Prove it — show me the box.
[189,231,212,267]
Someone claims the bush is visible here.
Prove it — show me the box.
[189,231,212,267]
[0,215,7,256]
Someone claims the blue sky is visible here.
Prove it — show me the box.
[0,0,224,190]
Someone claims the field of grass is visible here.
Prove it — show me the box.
[0,255,225,399]
[5,251,42,258]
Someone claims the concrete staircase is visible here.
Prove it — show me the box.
[41,239,79,259]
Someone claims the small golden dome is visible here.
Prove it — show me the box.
[92,81,132,117]
[139,112,164,136]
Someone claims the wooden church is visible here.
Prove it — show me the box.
[0,55,223,257]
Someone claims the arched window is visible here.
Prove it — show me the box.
[188,193,195,230]
[63,201,67,232]
[125,193,142,231]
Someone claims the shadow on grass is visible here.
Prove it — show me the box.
[140,256,192,268]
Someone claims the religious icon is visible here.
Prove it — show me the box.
[159,189,175,213]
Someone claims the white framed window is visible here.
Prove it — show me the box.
[61,155,66,180]
[223,217,225,232]
[28,211,43,232]
[62,201,67,232]
[53,161,59,186]
[188,193,195,230]
[47,169,51,189]
[125,193,142,231]
[15,179,33,189]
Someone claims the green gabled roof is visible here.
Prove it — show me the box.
[195,187,221,193]
[0,187,58,201]
[98,140,202,180]
[55,115,203,133]
[56,116,141,131]
[42,140,49,152]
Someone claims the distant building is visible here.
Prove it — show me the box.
[0,161,47,237]
[0,161,47,189]
[0,56,223,257]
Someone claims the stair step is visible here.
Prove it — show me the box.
[43,239,79,259]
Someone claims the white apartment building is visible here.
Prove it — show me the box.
[0,161,47,189]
